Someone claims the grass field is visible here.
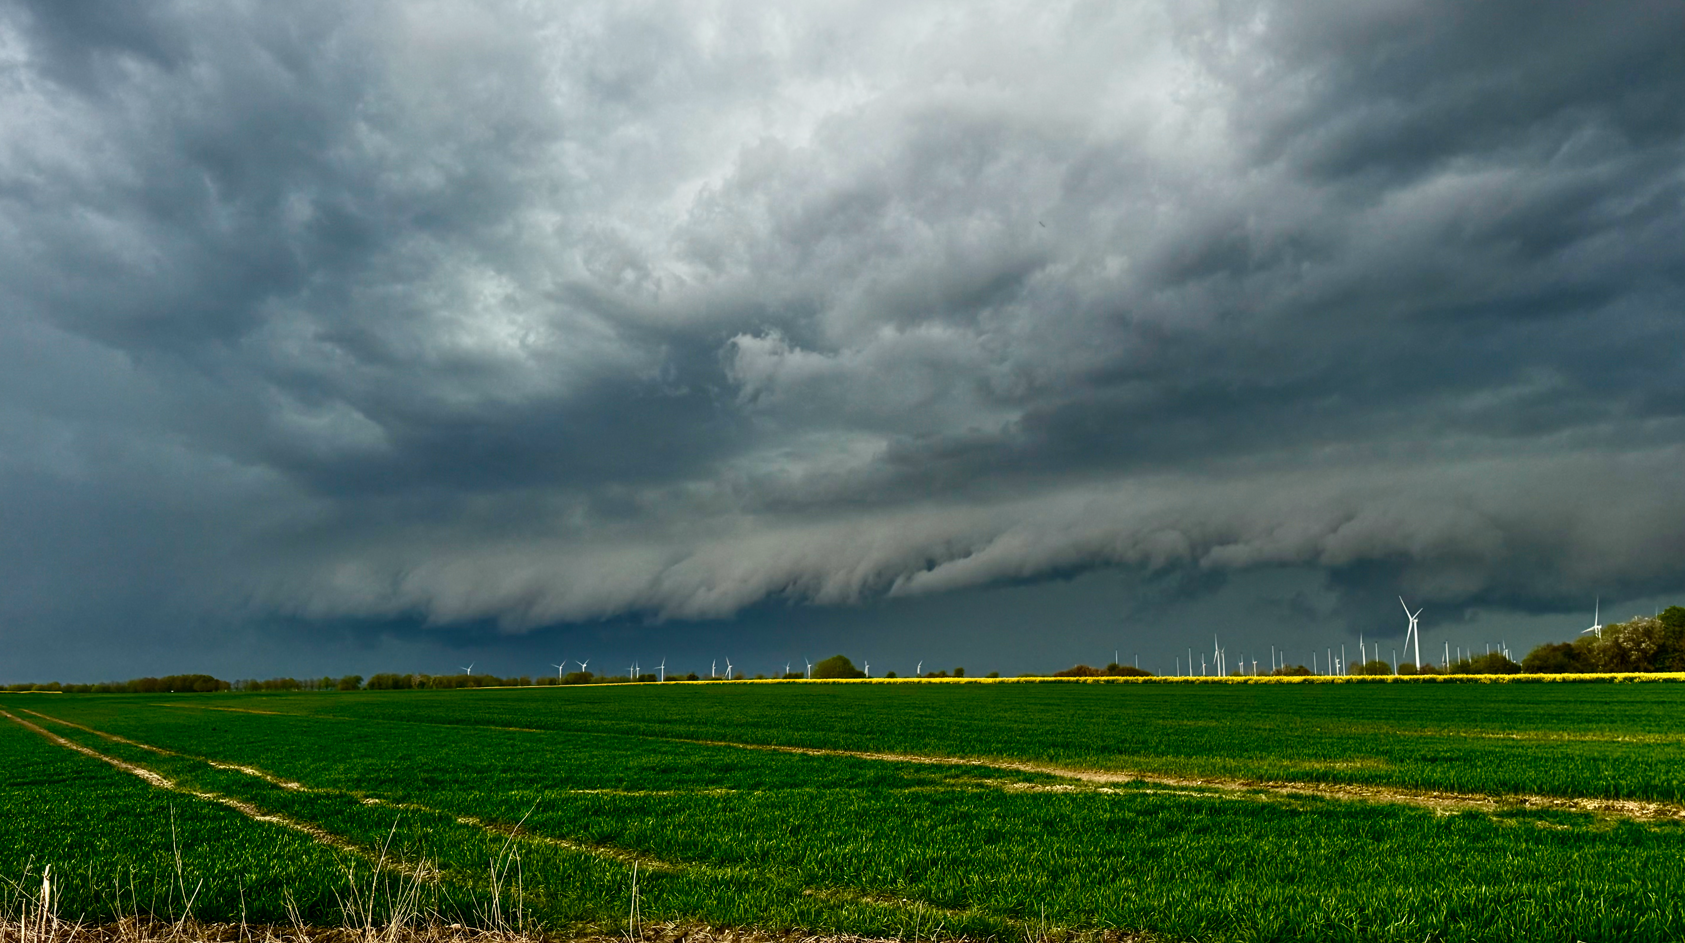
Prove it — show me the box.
[6,681,1685,942]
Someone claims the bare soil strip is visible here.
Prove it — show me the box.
[22,709,312,790]
[682,738,1685,821]
[1,710,362,856]
[155,703,544,734]
[6,712,1021,935]
[16,709,691,875]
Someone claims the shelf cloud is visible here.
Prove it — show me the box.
[2,0,1681,673]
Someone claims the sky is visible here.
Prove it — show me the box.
[1,0,1682,683]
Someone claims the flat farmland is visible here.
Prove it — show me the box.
[7,681,1685,942]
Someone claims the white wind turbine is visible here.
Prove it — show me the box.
[578,659,589,675]
[784,662,791,678]
[658,658,666,682]
[916,660,923,677]
[863,660,870,678]
[551,662,565,679]
[1582,598,1603,638]
[725,658,733,680]
[711,660,717,679]
[1399,597,1422,671]
[460,663,474,676]
[804,658,812,679]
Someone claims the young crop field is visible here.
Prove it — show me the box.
[7,681,1685,942]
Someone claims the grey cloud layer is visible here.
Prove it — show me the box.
[1,0,1681,643]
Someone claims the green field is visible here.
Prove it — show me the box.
[6,681,1685,942]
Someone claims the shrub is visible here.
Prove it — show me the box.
[366,673,414,690]
[1522,642,1592,674]
[813,655,865,679]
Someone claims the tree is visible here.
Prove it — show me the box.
[812,655,865,679]
[1521,642,1591,674]
[1462,652,1521,674]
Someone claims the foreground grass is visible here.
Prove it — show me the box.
[9,685,1685,941]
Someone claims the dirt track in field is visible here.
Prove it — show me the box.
[683,737,1685,822]
[1,710,364,856]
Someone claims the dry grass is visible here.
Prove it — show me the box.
[0,859,1148,943]
[0,921,1088,943]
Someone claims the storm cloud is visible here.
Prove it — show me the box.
[2,0,1681,676]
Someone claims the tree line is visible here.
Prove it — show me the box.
[4,608,1682,693]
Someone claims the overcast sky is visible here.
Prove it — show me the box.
[2,0,1682,682]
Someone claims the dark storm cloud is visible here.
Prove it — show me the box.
[1,0,1682,673]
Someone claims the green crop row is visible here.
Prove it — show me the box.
[59,681,1685,802]
[11,693,1685,941]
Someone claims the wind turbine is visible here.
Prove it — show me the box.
[551,662,565,678]
[916,660,922,677]
[711,660,717,679]
[460,663,474,676]
[658,658,666,682]
[863,660,870,678]
[1582,598,1603,638]
[1399,597,1422,671]
[804,658,812,679]
[725,658,733,680]
[784,662,791,678]
[578,659,589,675]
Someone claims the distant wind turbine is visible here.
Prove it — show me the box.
[863,660,870,678]
[1582,599,1603,638]
[460,663,474,676]
[805,658,812,679]
[1399,597,1423,671]
[578,659,589,674]
[725,658,733,680]
[551,662,565,678]
[658,658,666,683]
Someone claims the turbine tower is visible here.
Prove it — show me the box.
[1400,597,1422,671]
[658,658,666,683]
[551,662,565,678]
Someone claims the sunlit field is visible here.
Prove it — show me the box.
[7,681,1685,942]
